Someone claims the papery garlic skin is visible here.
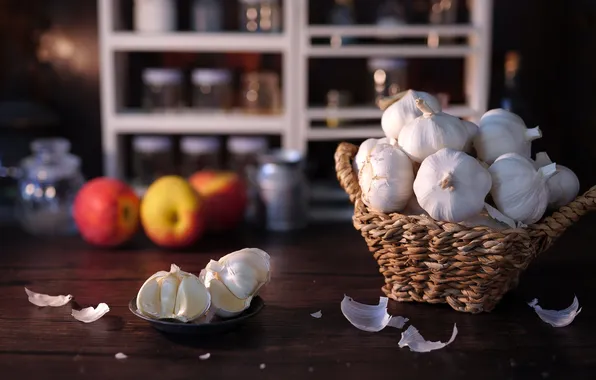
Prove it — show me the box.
[381,90,442,143]
[534,152,580,209]
[462,120,479,153]
[353,137,388,176]
[359,143,414,213]
[475,109,542,164]
[209,248,271,300]
[398,99,468,163]
[136,264,211,322]
[489,153,556,224]
[413,148,491,222]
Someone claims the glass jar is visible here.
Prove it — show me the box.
[134,0,177,32]
[142,68,184,112]
[238,0,281,33]
[240,71,282,114]
[179,136,221,177]
[191,0,223,32]
[191,69,233,110]
[15,138,85,236]
[132,136,175,189]
[367,58,408,105]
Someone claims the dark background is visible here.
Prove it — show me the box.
[0,0,593,188]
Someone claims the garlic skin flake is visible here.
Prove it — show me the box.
[489,153,556,224]
[209,248,271,300]
[475,108,542,164]
[115,353,128,360]
[398,324,458,353]
[310,310,323,318]
[534,152,580,208]
[413,148,492,222]
[72,303,110,323]
[381,90,442,144]
[353,137,388,175]
[398,99,468,163]
[359,143,414,213]
[340,295,408,332]
[528,296,581,327]
[24,287,72,307]
[136,264,211,322]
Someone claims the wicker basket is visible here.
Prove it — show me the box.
[335,142,596,314]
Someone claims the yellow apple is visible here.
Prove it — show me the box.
[140,175,205,248]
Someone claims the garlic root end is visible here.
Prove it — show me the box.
[439,173,455,191]
[415,98,435,117]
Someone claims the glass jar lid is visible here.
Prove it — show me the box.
[227,136,268,155]
[191,69,232,86]
[142,68,183,86]
[133,136,173,153]
[20,137,81,181]
[180,136,221,154]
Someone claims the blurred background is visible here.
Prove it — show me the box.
[0,0,591,232]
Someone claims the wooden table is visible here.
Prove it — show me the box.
[1,218,595,380]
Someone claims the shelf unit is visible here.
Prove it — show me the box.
[98,0,493,178]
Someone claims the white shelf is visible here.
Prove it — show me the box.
[111,111,284,134]
[307,105,478,120]
[109,32,288,52]
[307,24,476,38]
[307,45,474,58]
[308,126,385,141]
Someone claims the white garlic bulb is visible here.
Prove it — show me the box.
[413,148,492,222]
[534,152,580,208]
[359,143,414,213]
[462,120,479,153]
[206,248,271,300]
[136,264,211,322]
[402,194,428,216]
[474,109,542,164]
[353,137,388,175]
[381,90,442,144]
[489,153,557,224]
[398,99,468,163]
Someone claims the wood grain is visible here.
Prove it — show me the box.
[1,219,595,379]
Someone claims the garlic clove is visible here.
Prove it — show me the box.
[205,274,252,318]
[174,274,211,322]
[159,272,180,318]
[214,248,271,300]
[136,276,162,318]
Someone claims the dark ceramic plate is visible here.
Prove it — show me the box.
[129,296,264,335]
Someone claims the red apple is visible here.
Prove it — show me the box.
[73,177,140,247]
[189,171,247,232]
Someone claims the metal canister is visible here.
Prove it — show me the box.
[255,149,309,231]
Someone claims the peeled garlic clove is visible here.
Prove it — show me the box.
[205,274,252,318]
[136,264,211,322]
[174,274,211,322]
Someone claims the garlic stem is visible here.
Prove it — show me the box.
[538,162,557,181]
[439,173,455,191]
[377,90,409,111]
[415,98,435,117]
[535,151,552,166]
[389,138,398,146]
[525,126,542,142]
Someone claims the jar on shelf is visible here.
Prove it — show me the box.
[367,58,408,105]
[240,71,281,114]
[238,0,281,33]
[191,0,223,32]
[134,0,177,33]
[142,68,185,112]
[131,136,175,189]
[15,138,85,237]
[179,136,222,177]
[191,69,233,110]
[227,136,268,223]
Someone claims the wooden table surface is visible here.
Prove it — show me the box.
[1,217,595,380]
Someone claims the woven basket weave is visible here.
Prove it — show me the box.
[335,142,596,314]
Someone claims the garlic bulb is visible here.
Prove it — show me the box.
[489,153,557,224]
[359,143,414,213]
[474,109,542,164]
[206,248,270,300]
[136,264,211,322]
[381,90,442,144]
[534,152,580,208]
[398,99,468,163]
[413,148,492,222]
[402,194,428,216]
[462,120,479,153]
[353,137,388,175]
[200,268,252,318]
